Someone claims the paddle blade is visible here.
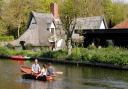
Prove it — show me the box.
[55,71,63,75]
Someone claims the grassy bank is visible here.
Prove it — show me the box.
[69,47,128,65]
[0,47,41,57]
[0,46,128,65]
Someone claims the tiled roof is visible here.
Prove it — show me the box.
[112,20,128,29]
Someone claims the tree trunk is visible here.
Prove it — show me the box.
[17,23,21,38]
[17,26,20,38]
[67,39,72,55]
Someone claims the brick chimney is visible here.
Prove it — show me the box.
[50,3,59,19]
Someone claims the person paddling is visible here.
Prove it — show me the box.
[47,63,55,76]
[31,59,41,75]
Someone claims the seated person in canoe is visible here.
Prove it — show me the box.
[47,63,55,76]
[31,59,41,74]
[36,64,47,79]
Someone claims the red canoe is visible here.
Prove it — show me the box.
[11,55,30,60]
[20,65,32,74]
[20,65,54,81]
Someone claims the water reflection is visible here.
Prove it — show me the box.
[1,59,128,89]
[31,81,47,89]
[30,79,64,89]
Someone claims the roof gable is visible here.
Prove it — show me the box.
[26,11,54,29]
[75,16,108,30]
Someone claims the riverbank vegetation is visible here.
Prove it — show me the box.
[0,47,40,57]
[40,46,128,66]
[1,46,128,66]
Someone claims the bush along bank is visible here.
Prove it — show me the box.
[1,46,128,68]
[67,47,128,66]
[0,47,41,58]
[40,47,128,66]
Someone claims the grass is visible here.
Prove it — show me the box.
[68,46,128,65]
[0,47,41,57]
[0,46,128,65]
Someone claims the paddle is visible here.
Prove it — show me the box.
[55,71,63,75]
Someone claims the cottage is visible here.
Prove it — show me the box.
[11,3,65,50]
[12,12,55,46]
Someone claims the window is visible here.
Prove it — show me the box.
[47,28,49,31]
[51,28,55,34]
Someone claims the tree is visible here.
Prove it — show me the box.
[101,0,114,27]
[102,0,128,27]
[0,0,7,35]
[111,3,125,25]
[2,0,29,38]
[59,0,80,55]
[1,0,57,38]
[85,0,103,17]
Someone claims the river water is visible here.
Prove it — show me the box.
[0,59,128,89]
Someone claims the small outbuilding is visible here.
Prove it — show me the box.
[72,16,108,47]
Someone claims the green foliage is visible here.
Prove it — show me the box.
[59,0,79,33]
[0,20,7,35]
[0,0,60,37]
[40,51,53,58]
[13,50,40,57]
[67,47,128,65]
[111,3,125,25]
[68,47,82,61]
[51,50,67,59]
[87,44,97,50]
[0,46,41,57]
[0,46,128,66]
[0,36,14,42]
[6,43,14,49]
[40,50,67,59]
[85,0,104,16]
[102,0,113,25]
[0,47,11,55]
[25,43,34,50]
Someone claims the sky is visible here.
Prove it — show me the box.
[112,0,128,3]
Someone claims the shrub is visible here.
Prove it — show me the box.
[0,47,10,55]
[0,46,128,66]
[25,43,34,50]
[0,46,41,57]
[0,36,14,42]
[40,51,53,58]
[6,43,15,49]
[66,47,128,65]
[40,50,67,59]
[52,50,67,59]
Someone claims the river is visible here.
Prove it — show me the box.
[0,59,128,89]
